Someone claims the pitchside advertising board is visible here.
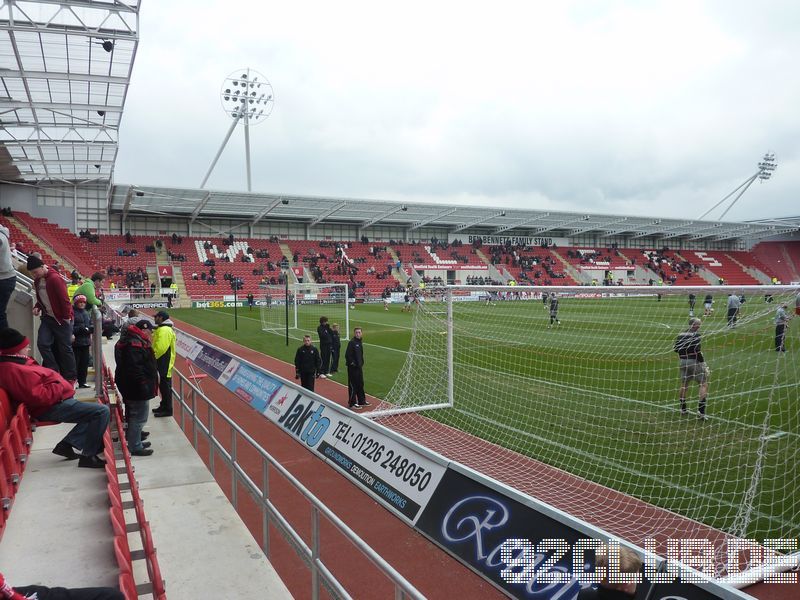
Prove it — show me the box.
[415,467,743,600]
[174,330,742,600]
[174,331,447,525]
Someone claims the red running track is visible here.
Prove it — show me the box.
[167,318,796,600]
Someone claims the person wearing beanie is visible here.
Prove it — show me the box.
[114,320,158,456]
[0,223,16,330]
[152,310,176,417]
[72,294,93,388]
[28,256,77,383]
[0,327,109,468]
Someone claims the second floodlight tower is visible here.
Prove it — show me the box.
[200,68,275,192]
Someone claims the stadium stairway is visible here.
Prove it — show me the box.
[548,249,586,284]
[474,248,511,283]
[724,252,771,284]
[384,246,408,284]
[172,265,189,307]
[4,215,80,275]
[14,213,99,277]
[752,241,800,283]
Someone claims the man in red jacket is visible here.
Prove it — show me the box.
[27,255,77,383]
[0,328,109,468]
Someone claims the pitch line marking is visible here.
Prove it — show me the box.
[194,307,800,441]
[458,408,797,531]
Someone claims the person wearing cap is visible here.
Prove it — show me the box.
[152,310,176,418]
[72,294,93,388]
[0,327,109,468]
[114,320,158,456]
[27,255,77,383]
[0,223,16,330]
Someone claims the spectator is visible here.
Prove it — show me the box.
[152,311,176,418]
[73,271,105,308]
[0,571,124,599]
[294,335,322,391]
[0,223,15,330]
[0,327,108,468]
[71,295,93,389]
[114,320,158,456]
[28,255,77,383]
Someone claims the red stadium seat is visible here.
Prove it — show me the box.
[0,432,21,486]
[114,535,132,575]
[118,572,137,600]
[0,390,12,429]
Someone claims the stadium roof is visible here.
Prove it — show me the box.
[0,0,139,184]
[110,184,799,243]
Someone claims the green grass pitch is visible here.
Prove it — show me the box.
[169,294,798,541]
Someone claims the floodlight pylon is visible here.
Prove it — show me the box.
[200,68,275,192]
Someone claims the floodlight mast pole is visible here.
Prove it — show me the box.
[201,68,274,190]
[698,152,777,220]
[200,112,242,189]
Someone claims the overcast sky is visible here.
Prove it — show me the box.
[114,0,799,223]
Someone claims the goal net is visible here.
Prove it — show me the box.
[378,284,799,570]
[260,282,350,341]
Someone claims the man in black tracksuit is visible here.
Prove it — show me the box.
[317,316,332,377]
[294,335,322,391]
[329,323,341,374]
[345,327,367,409]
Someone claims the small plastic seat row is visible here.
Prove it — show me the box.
[0,389,33,541]
[101,370,166,600]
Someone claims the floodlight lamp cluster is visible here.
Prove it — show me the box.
[757,152,777,182]
[220,69,274,124]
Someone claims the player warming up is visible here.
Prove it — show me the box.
[548,292,560,328]
[674,318,709,421]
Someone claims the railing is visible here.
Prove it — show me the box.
[172,369,425,600]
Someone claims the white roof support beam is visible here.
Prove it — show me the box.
[0,68,129,85]
[630,221,664,238]
[409,208,458,230]
[189,192,212,224]
[493,212,550,234]
[452,210,506,232]
[120,185,134,224]
[361,204,407,229]
[684,224,725,240]
[635,221,694,240]
[2,100,123,113]
[713,226,760,242]
[250,197,285,226]
[570,217,628,236]
[309,201,347,227]
[741,228,798,243]
[533,216,589,235]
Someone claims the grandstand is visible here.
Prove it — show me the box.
[1,2,799,600]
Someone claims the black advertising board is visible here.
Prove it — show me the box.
[415,467,750,600]
[415,467,588,599]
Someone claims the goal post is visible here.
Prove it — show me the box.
[375,284,800,550]
[260,282,350,340]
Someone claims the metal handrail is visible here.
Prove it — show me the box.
[172,370,425,600]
